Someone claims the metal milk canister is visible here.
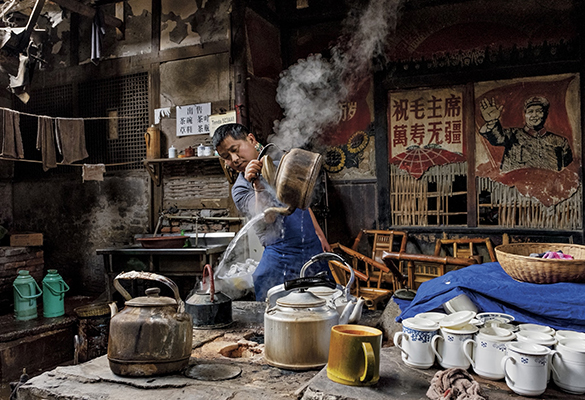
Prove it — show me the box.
[13,270,42,321]
[42,269,70,318]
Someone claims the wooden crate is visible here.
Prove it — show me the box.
[10,233,43,247]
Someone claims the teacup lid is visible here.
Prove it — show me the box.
[442,324,478,334]
[555,330,585,340]
[479,326,516,341]
[518,323,555,335]
[506,341,550,355]
[440,310,476,329]
[558,339,585,353]
[416,312,447,323]
[403,317,439,331]
[516,330,556,346]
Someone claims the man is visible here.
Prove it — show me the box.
[479,96,573,172]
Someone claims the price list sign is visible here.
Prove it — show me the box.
[176,103,211,136]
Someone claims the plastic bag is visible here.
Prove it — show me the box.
[216,258,258,300]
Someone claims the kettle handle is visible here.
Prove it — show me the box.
[113,271,184,312]
[201,264,216,302]
[283,275,337,291]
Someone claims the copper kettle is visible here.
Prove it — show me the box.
[262,146,323,217]
[107,271,193,377]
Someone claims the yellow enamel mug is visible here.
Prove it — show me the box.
[327,324,382,386]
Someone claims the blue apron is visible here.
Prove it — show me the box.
[252,208,329,301]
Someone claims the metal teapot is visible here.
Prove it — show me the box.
[298,252,364,324]
[264,274,339,370]
[107,271,193,377]
[185,264,233,329]
[260,145,323,217]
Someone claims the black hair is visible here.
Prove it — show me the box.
[212,123,254,149]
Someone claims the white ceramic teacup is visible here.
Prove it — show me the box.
[501,341,551,397]
[463,326,516,380]
[518,323,555,335]
[551,339,585,394]
[432,324,478,369]
[443,294,478,314]
[394,317,439,369]
[555,330,585,342]
[515,330,557,382]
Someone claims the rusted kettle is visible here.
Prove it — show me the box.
[261,145,323,217]
[107,271,193,377]
[185,264,233,329]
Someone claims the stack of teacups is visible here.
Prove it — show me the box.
[551,330,585,394]
[394,317,440,369]
[463,325,516,380]
[502,341,552,396]
[431,310,478,370]
[515,324,557,382]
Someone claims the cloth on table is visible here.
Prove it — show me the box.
[55,118,88,164]
[82,164,106,181]
[397,262,585,332]
[427,368,487,400]
[36,116,57,171]
[0,109,23,158]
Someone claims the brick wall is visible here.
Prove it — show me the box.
[0,247,44,315]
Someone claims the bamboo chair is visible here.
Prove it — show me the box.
[381,251,476,290]
[330,229,409,293]
[433,238,497,265]
[328,260,393,310]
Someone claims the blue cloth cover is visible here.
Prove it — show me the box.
[397,262,585,333]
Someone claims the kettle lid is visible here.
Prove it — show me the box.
[276,290,326,308]
[125,287,177,307]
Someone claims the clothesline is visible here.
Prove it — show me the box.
[0,106,142,121]
[0,155,142,168]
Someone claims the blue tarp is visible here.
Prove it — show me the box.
[396,262,585,333]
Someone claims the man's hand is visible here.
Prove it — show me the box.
[480,97,503,122]
[244,159,263,183]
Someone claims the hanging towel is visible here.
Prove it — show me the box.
[55,118,88,164]
[36,116,57,171]
[0,109,24,158]
[82,164,105,182]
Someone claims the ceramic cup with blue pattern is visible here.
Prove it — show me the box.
[394,317,439,369]
[463,326,516,380]
[501,341,551,396]
[432,324,478,369]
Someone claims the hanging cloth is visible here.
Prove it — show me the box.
[36,116,57,171]
[55,118,88,164]
[0,109,24,158]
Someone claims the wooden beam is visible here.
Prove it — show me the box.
[51,0,124,29]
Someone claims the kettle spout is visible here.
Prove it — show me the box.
[348,297,365,324]
[338,300,356,325]
[109,301,118,318]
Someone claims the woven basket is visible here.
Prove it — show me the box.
[495,243,585,284]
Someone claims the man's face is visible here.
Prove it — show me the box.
[525,105,546,130]
[216,133,258,172]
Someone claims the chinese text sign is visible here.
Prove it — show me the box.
[388,88,465,159]
[176,103,211,137]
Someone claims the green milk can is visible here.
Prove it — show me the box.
[42,269,70,318]
[13,270,43,321]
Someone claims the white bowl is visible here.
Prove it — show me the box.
[476,312,515,325]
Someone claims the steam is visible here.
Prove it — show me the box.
[271,0,403,150]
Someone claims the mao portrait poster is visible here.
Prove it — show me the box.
[474,74,581,207]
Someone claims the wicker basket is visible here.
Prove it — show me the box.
[495,243,585,284]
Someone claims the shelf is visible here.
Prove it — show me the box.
[142,156,236,186]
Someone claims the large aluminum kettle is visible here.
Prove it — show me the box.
[107,271,193,377]
[264,274,339,370]
[261,145,323,217]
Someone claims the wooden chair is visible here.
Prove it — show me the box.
[331,230,409,293]
[328,260,393,310]
[381,251,476,290]
[433,238,496,265]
